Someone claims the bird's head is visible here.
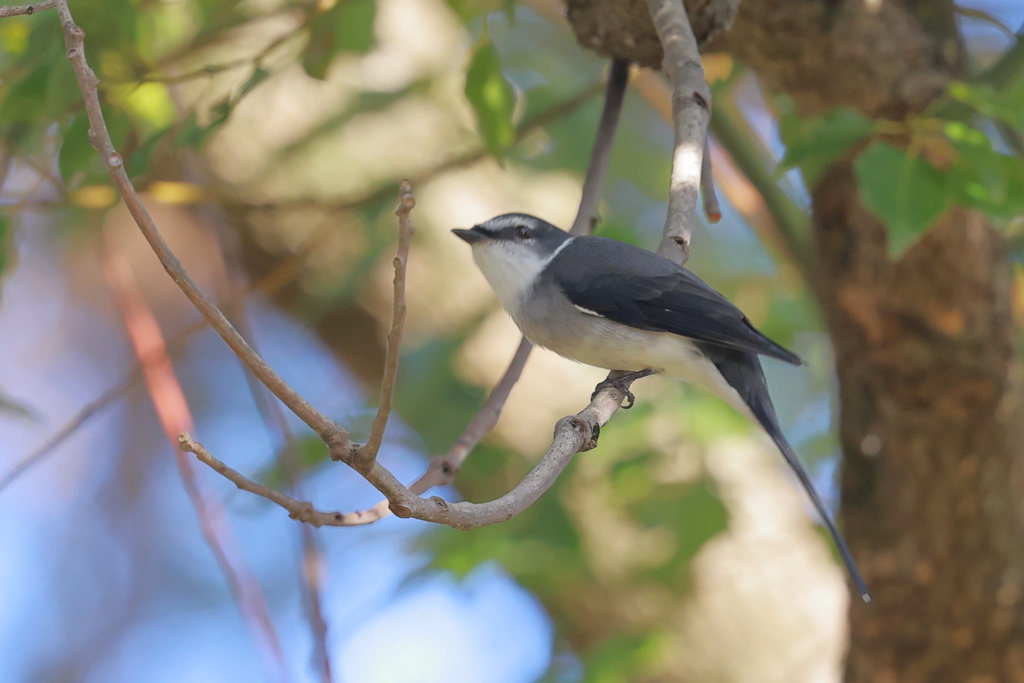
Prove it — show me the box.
[453,213,572,306]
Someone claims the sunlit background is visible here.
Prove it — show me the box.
[1,0,1021,681]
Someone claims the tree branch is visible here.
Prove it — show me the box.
[644,0,712,264]
[180,376,637,528]
[52,0,352,455]
[46,0,637,534]
[572,58,630,235]
[0,0,54,18]
[354,181,415,467]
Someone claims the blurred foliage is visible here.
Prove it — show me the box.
[465,37,517,157]
[1,0,1022,681]
[778,76,1024,258]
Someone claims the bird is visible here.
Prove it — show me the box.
[453,212,870,602]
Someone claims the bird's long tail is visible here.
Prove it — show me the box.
[698,343,871,602]
[760,419,871,603]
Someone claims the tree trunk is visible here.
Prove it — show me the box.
[561,0,1024,678]
[723,1,1024,679]
[814,166,1024,681]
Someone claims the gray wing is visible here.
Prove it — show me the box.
[549,236,801,365]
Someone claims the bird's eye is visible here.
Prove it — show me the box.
[514,224,532,240]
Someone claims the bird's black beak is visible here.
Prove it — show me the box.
[452,227,486,244]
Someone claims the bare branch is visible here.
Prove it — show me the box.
[335,337,533,526]
[52,0,351,455]
[181,374,638,529]
[0,373,135,493]
[0,1,55,18]
[571,58,631,235]
[355,181,416,466]
[644,0,712,264]
[47,0,636,534]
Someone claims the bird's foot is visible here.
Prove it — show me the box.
[590,369,655,409]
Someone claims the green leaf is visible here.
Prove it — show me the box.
[944,121,1024,219]
[464,38,516,157]
[854,142,952,258]
[238,67,271,100]
[947,80,1024,129]
[259,435,331,489]
[302,0,377,81]
[778,107,875,187]
[174,104,230,150]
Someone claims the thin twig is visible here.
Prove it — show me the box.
[0,372,136,492]
[334,336,534,526]
[631,68,813,280]
[644,0,712,264]
[0,0,55,18]
[181,372,639,528]
[701,137,721,223]
[571,58,630,235]
[355,181,415,467]
[130,32,295,85]
[53,0,351,456]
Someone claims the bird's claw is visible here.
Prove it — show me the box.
[590,370,653,409]
[592,378,633,407]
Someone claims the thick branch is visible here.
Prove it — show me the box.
[52,0,350,454]
[644,0,712,264]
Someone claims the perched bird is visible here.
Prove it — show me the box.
[453,213,870,602]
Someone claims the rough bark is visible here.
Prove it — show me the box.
[562,0,1024,679]
[815,169,1024,680]
[729,2,1024,680]
[564,0,739,66]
